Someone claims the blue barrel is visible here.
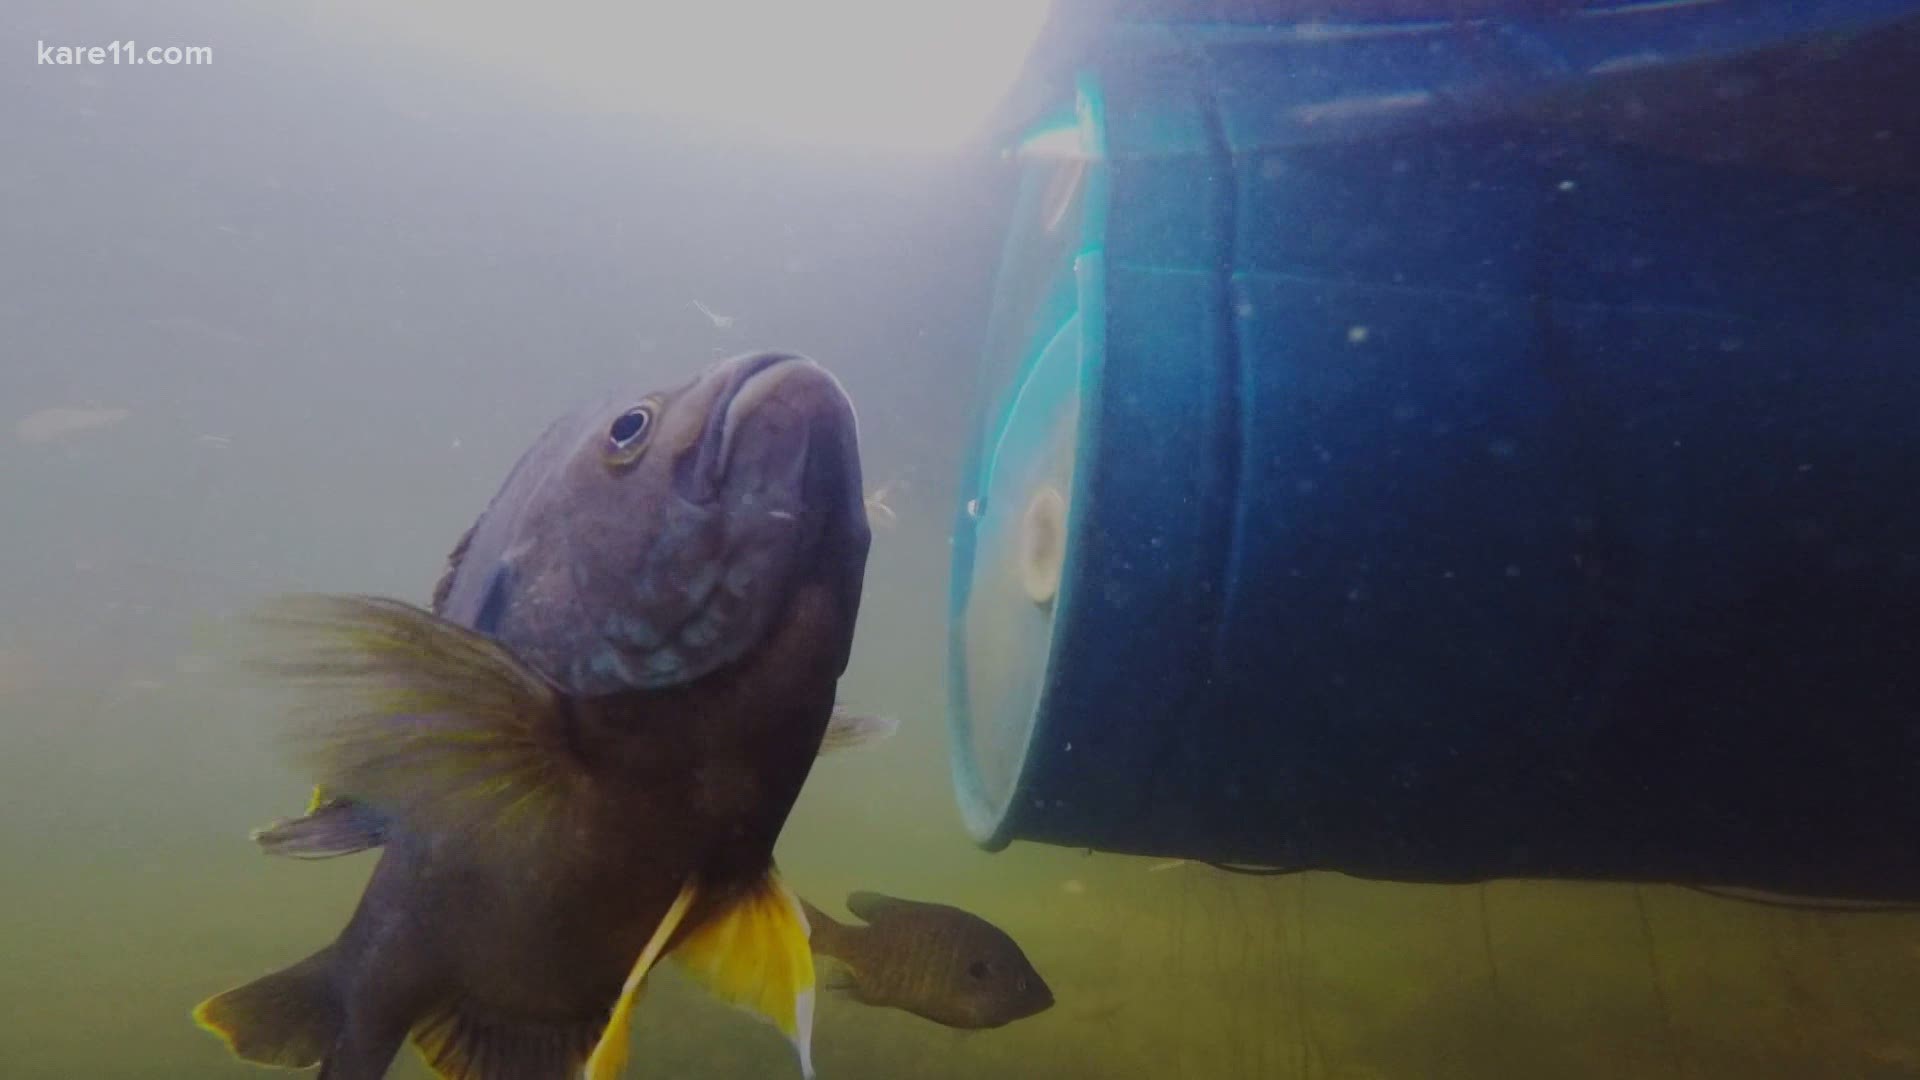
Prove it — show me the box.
[946,1,1920,899]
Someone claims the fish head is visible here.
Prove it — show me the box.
[931,916,1056,1028]
[480,351,869,694]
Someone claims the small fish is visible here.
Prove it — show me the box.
[14,405,130,444]
[194,352,872,1080]
[802,892,1054,1030]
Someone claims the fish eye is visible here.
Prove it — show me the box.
[610,406,653,446]
[968,961,991,980]
[605,400,660,465]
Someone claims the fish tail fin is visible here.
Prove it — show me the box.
[193,946,344,1068]
[796,896,852,959]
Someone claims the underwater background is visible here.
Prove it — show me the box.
[4,2,1919,1077]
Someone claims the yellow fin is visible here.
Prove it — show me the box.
[582,877,701,1080]
[670,870,817,1079]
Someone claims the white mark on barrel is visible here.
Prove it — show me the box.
[1020,485,1067,607]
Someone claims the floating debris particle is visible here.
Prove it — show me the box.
[691,299,735,330]
[15,406,131,444]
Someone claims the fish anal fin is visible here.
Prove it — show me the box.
[193,947,342,1068]
[670,870,817,1078]
[583,877,702,1080]
[409,1004,600,1080]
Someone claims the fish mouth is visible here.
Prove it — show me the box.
[714,353,815,478]
[663,350,868,677]
[673,352,808,505]
[675,352,866,536]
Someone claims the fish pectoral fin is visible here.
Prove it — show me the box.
[818,706,897,754]
[817,959,858,995]
[669,869,818,1079]
[252,795,389,859]
[410,1004,603,1080]
[583,877,702,1080]
[240,594,588,865]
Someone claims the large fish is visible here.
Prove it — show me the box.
[802,892,1054,1029]
[194,351,871,1080]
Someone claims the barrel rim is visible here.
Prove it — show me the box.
[947,73,1112,850]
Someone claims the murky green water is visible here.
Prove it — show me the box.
[7,505,1920,1079]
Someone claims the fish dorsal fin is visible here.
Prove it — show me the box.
[240,593,589,865]
[845,891,909,924]
[430,521,478,616]
[669,870,818,1078]
[583,878,702,1080]
[428,406,579,619]
[410,1003,602,1080]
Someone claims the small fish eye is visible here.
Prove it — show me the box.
[968,961,991,980]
